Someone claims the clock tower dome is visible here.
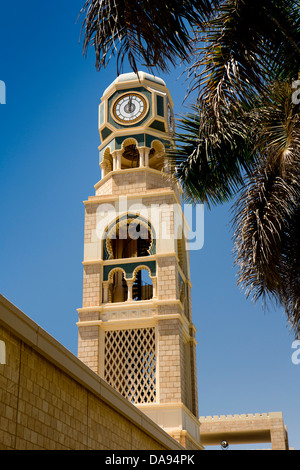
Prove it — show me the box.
[98,71,174,175]
[77,72,202,450]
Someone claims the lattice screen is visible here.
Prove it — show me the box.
[104,328,156,404]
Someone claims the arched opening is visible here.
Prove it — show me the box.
[108,269,128,303]
[149,140,165,171]
[101,147,113,177]
[121,138,140,169]
[122,144,139,169]
[104,216,154,260]
[132,267,153,301]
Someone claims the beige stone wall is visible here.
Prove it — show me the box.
[84,204,97,244]
[82,264,101,307]
[157,318,184,405]
[77,323,99,375]
[0,295,184,451]
[170,430,203,451]
[157,257,177,300]
[95,169,180,198]
[199,413,289,450]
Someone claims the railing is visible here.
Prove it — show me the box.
[133,281,153,301]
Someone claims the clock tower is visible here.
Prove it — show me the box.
[77,72,202,450]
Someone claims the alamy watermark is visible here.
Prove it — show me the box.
[95,196,204,251]
[291,340,300,365]
[0,80,6,104]
[292,80,300,105]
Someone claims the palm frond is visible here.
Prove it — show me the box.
[78,0,216,74]
[170,103,254,207]
[279,205,300,337]
[232,80,300,335]
[187,0,300,116]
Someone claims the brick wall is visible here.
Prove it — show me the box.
[82,265,101,307]
[0,295,184,451]
[95,169,180,198]
[157,318,184,404]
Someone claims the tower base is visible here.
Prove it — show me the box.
[136,403,204,450]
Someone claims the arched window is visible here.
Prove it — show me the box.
[132,266,153,301]
[108,268,128,303]
[104,215,155,260]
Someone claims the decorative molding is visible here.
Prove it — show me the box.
[77,312,197,345]
[77,298,186,314]
[101,307,157,323]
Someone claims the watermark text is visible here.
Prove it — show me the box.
[291,340,300,365]
[95,196,204,251]
[0,80,6,104]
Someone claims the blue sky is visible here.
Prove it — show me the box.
[0,1,299,450]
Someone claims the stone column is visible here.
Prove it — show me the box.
[270,412,289,450]
[102,281,109,303]
[151,277,157,299]
[116,150,122,170]
[139,147,145,167]
[144,148,150,167]
[112,153,117,171]
[100,161,107,178]
[127,280,133,301]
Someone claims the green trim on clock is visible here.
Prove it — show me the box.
[108,87,152,129]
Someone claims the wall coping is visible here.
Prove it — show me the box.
[199,412,282,422]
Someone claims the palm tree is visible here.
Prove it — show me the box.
[78,0,300,336]
[232,81,300,335]
[173,0,300,336]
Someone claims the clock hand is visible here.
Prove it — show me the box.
[128,95,134,113]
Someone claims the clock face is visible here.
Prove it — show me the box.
[113,93,147,124]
